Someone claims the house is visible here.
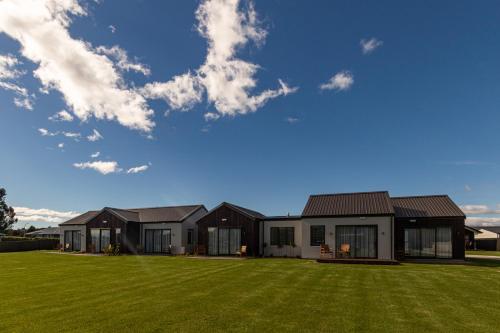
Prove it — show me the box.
[474,228,500,251]
[464,225,481,250]
[59,205,206,253]
[59,191,465,260]
[26,227,61,239]
[195,191,466,260]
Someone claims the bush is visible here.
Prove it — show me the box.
[103,244,120,256]
[0,236,35,242]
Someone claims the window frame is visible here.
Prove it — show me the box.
[310,225,325,247]
[270,227,295,246]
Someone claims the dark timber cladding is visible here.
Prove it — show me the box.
[196,202,264,256]
[85,210,139,253]
[392,195,465,260]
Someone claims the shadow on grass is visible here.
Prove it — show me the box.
[465,258,500,268]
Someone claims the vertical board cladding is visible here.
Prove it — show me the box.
[85,211,129,253]
[197,204,259,256]
[394,217,465,260]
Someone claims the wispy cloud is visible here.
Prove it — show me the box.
[90,151,100,158]
[96,45,150,76]
[464,184,472,192]
[73,160,122,175]
[87,129,103,142]
[38,128,57,136]
[127,164,150,174]
[0,0,154,131]
[360,37,383,54]
[141,0,297,120]
[57,143,64,149]
[466,217,500,226]
[63,131,81,141]
[108,25,116,34]
[14,206,80,224]
[285,117,299,124]
[320,71,354,91]
[0,55,34,110]
[49,110,74,122]
[460,204,500,215]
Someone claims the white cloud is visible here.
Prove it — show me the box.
[466,217,500,226]
[108,25,116,33]
[0,54,24,79]
[90,151,100,158]
[96,45,150,76]
[204,112,220,121]
[38,128,57,136]
[87,129,103,142]
[13,96,34,110]
[460,204,500,215]
[285,117,299,124]
[360,37,383,54]
[127,164,149,174]
[14,206,80,224]
[142,0,297,119]
[57,142,64,148]
[0,0,154,132]
[49,110,74,122]
[320,71,354,91]
[464,184,472,192]
[73,160,121,175]
[63,131,81,140]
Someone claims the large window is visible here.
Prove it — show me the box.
[270,227,294,246]
[310,225,325,246]
[144,229,171,253]
[336,225,377,258]
[64,230,81,251]
[405,227,452,258]
[90,229,111,253]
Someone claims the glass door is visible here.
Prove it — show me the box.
[336,225,377,259]
[404,227,453,258]
[229,228,241,255]
[208,227,218,255]
[218,228,230,255]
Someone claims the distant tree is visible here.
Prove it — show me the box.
[27,225,36,233]
[0,188,17,232]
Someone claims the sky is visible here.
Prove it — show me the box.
[1,0,500,228]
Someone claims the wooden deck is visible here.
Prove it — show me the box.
[317,258,400,265]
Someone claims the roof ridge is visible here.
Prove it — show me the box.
[391,194,449,199]
[126,204,203,210]
[309,191,389,197]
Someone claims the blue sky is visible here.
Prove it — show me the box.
[1,0,500,227]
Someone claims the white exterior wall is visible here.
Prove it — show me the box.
[263,219,302,257]
[59,225,86,252]
[301,216,394,259]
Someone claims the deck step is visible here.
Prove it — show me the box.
[316,258,400,265]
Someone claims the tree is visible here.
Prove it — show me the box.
[0,188,17,232]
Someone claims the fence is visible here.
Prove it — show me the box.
[0,239,59,252]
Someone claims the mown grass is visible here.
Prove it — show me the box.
[1,252,499,333]
[466,250,500,257]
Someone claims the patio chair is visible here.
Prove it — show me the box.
[236,245,247,257]
[337,243,351,258]
[320,244,333,258]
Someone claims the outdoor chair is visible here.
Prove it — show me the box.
[236,245,247,257]
[320,244,333,258]
[337,243,351,258]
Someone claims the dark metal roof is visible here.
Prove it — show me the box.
[480,226,500,234]
[224,202,266,219]
[261,215,302,221]
[26,227,61,235]
[60,205,205,225]
[60,210,99,225]
[391,195,465,218]
[302,191,394,217]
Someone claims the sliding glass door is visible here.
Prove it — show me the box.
[208,227,241,255]
[90,228,111,253]
[208,227,218,255]
[144,229,171,254]
[64,230,81,251]
[404,227,452,258]
[336,225,377,259]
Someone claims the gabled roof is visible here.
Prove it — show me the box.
[26,227,61,236]
[60,205,206,225]
[197,202,266,222]
[302,191,394,217]
[476,228,500,239]
[391,195,465,218]
[465,225,481,233]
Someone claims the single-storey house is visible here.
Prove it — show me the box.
[474,228,500,251]
[60,191,465,260]
[26,227,60,239]
[464,225,481,250]
[195,191,466,260]
[59,205,206,253]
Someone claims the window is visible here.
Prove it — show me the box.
[64,230,81,251]
[115,228,121,246]
[187,229,194,245]
[310,225,325,246]
[90,228,111,253]
[404,227,452,258]
[145,229,171,253]
[336,225,377,258]
[270,227,294,246]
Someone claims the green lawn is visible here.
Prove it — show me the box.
[1,252,500,333]
[466,250,500,257]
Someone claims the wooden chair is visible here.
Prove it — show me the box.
[236,245,247,257]
[320,244,333,258]
[337,243,351,258]
[195,245,206,256]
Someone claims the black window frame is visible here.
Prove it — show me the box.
[270,227,295,246]
[187,228,194,245]
[310,225,325,246]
